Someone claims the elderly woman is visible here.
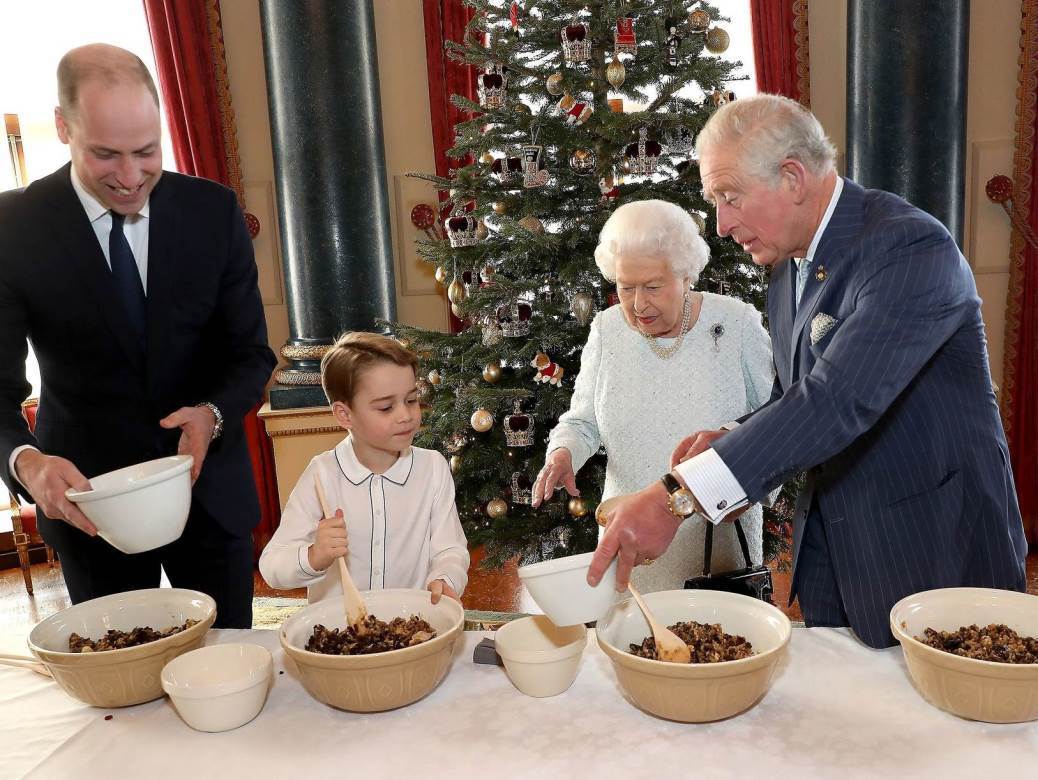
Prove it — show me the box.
[533,199,774,592]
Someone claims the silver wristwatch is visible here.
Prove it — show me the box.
[196,402,224,441]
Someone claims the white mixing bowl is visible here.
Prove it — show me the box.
[162,643,273,732]
[518,552,619,626]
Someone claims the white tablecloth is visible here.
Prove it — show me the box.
[1,627,1036,780]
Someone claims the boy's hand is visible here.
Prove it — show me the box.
[307,509,348,572]
[427,578,459,605]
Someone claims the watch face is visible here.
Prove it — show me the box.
[671,490,696,516]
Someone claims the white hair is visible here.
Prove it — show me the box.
[696,93,837,185]
[594,199,710,285]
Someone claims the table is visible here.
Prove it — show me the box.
[1,627,1036,779]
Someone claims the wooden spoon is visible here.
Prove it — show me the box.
[627,583,692,664]
[0,652,52,677]
[314,475,368,634]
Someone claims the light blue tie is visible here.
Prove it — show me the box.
[794,257,813,309]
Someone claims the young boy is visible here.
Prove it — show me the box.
[259,332,469,604]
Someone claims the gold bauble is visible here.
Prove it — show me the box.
[546,72,565,96]
[519,215,544,234]
[447,279,466,304]
[621,158,633,175]
[482,362,502,383]
[513,102,532,115]
[606,57,626,89]
[475,220,489,240]
[688,9,711,32]
[493,201,508,215]
[486,498,508,518]
[568,497,589,518]
[434,265,448,285]
[417,379,432,399]
[449,454,462,474]
[427,369,442,385]
[480,152,494,165]
[705,27,730,54]
[451,302,465,318]
[470,408,494,432]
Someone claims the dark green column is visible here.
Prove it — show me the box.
[847,0,969,247]
[260,0,396,408]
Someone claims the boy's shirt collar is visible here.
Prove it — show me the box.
[334,435,414,486]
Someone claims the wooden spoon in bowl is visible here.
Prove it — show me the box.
[627,583,692,664]
[314,475,368,634]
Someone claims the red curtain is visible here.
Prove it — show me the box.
[1003,0,1038,545]
[423,0,478,332]
[749,0,811,105]
[143,0,281,558]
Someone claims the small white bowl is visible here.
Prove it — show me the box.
[66,455,193,554]
[495,615,587,697]
[518,552,618,626]
[161,643,273,732]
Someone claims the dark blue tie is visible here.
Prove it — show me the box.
[109,211,146,343]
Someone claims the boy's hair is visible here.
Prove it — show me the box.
[321,331,419,405]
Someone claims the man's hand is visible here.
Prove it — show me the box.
[669,429,727,469]
[428,578,459,605]
[159,406,216,483]
[587,481,682,591]
[15,449,97,535]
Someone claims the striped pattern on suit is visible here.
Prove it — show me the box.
[713,178,1027,648]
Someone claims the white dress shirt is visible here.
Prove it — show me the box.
[9,167,152,485]
[259,436,470,604]
[675,177,844,523]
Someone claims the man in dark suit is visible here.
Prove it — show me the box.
[0,44,276,628]
[588,94,1027,648]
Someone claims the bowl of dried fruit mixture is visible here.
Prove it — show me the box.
[279,588,464,712]
[27,588,216,707]
[595,589,791,722]
[890,587,1038,722]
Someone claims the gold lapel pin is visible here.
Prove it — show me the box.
[815,265,827,282]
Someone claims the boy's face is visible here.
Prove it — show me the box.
[332,362,421,456]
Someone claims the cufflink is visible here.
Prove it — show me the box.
[716,500,728,510]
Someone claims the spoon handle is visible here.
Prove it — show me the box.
[314,475,368,630]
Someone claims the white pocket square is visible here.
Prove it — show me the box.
[810,313,838,345]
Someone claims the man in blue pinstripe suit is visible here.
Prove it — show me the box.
[588,94,1027,649]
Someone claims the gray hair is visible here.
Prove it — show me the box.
[594,199,710,285]
[696,94,837,185]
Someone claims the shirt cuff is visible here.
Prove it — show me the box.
[9,445,39,488]
[673,448,748,524]
[720,420,740,431]
[297,544,323,579]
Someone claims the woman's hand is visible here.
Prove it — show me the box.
[307,509,349,572]
[669,429,727,469]
[532,448,579,507]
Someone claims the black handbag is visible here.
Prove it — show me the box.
[684,518,774,604]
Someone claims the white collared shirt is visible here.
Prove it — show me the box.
[259,436,470,604]
[70,166,150,291]
[676,176,844,522]
[8,167,153,487]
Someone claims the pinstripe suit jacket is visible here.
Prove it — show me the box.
[712,178,1027,648]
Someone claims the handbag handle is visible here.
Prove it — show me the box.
[701,517,754,576]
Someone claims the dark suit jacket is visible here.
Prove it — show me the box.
[0,164,276,544]
[714,178,1027,647]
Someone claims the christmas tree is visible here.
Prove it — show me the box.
[391,0,793,569]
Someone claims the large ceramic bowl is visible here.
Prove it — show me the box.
[65,455,193,554]
[890,587,1038,723]
[28,588,216,708]
[162,643,273,732]
[596,589,791,722]
[280,589,464,712]
[518,552,619,626]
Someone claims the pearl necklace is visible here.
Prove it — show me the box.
[643,292,692,360]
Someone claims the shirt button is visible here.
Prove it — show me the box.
[373,568,381,576]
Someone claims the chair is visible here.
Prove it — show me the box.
[8,398,55,595]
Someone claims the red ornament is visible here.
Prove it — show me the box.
[985,175,1013,204]
[244,211,261,239]
[410,203,436,230]
[510,2,520,35]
